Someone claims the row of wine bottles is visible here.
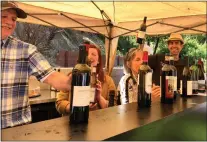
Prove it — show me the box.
[136,16,206,105]
[161,54,206,104]
[181,58,206,97]
[137,52,206,108]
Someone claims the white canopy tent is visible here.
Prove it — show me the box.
[15,1,206,74]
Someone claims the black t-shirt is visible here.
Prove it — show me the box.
[148,54,188,89]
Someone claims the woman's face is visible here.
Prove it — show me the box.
[88,48,99,67]
[129,50,143,75]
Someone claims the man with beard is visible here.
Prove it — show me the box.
[167,33,184,61]
[148,33,187,90]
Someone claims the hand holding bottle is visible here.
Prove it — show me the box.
[89,79,105,110]
[89,103,98,110]
[152,83,161,99]
[95,80,102,101]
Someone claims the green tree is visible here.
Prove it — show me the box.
[117,36,138,55]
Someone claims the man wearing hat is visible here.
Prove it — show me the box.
[167,33,184,61]
[1,1,71,129]
[148,33,187,90]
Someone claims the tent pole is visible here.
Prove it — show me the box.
[91,1,111,21]
[91,1,111,36]
[106,23,113,74]
[91,0,115,74]
[153,37,160,55]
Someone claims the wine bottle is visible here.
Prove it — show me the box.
[108,90,115,107]
[117,91,121,105]
[137,16,147,44]
[70,45,91,124]
[182,57,193,97]
[90,66,97,104]
[169,56,178,100]
[160,54,174,104]
[138,47,152,108]
[190,60,198,95]
[197,59,205,93]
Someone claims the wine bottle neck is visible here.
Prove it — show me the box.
[143,17,147,24]
[169,60,174,65]
[186,57,189,67]
[78,45,87,64]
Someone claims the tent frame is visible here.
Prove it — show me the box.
[23,1,206,74]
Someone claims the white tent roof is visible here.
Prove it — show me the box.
[15,1,206,74]
[17,1,206,37]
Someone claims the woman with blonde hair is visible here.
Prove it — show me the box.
[118,46,160,104]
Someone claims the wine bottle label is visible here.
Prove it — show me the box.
[145,72,152,94]
[138,31,145,39]
[165,76,174,98]
[198,80,205,84]
[180,80,182,95]
[187,81,193,95]
[192,81,198,89]
[173,76,177,91]
[198,80,205,91]
[89,88,96,103]
[73,86,92,106]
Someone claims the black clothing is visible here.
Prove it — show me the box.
[148,54,188,89]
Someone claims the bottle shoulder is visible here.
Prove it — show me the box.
[73,64,90,72]
[162,64,173,71]
[139,64,152,72]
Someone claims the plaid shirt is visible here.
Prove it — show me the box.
[1,36,54,129]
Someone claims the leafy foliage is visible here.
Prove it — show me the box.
[117,36,138,55]
[117,34,206,71]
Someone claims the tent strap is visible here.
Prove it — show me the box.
[28,13,110,39]
[60,13,109,39]
[28,13,58,27]
[159,21,206,33]
[113,21,159,39]
[172,22,207,34]
[91,1,112,38]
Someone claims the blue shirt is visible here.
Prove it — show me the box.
[1,36,54,129]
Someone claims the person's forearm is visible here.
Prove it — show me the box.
[98,96,108,109]
[44,72,71,91]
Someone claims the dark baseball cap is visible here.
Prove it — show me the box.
[1,1,27,19]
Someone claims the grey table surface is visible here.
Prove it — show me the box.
[29,90,57,105]
[2,95,206,141]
